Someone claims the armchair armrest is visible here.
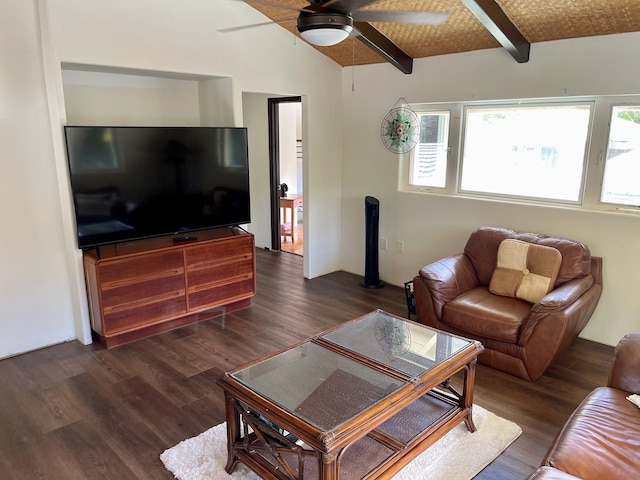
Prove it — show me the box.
[417,254,478,319]
[590,256,603,285]
[532,275,594,313]
[608,332,640,393]
[518,275,595,345]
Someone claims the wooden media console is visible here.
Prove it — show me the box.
[83,227,255,347]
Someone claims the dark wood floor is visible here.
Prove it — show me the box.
[0,249,614,479]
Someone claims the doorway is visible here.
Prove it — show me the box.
[268,97,303,255]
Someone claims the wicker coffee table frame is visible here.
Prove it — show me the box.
[217,310,484,480]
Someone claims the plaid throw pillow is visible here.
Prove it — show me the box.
[490,239,562,303]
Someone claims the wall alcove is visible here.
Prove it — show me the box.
[60,65,243,345]
[61,64,235,127]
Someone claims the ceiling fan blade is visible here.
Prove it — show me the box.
[353,10,450,25]
[218,18,295,33]
[322,0,380,13]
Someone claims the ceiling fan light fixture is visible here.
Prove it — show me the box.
[297,12,353,47]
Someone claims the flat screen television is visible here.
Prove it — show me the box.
[64,126,251,249]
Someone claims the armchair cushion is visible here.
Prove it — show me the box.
[543,387,640,479]
[444,287,531,343]
[490,239,562,303]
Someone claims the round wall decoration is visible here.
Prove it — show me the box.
[380,99,420,154]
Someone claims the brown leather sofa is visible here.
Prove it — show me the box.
[413,227,602,381]
[527,332,640,480]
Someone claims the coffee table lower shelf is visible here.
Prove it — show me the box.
[228,391,470,480]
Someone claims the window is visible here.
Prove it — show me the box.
[409,111,450,188]
[460,104,592,202]
[601,105,640,206]
[404,95,640,213]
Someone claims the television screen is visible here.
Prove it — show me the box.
[64,126,251,249]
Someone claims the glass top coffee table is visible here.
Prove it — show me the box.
[216,309,484,480]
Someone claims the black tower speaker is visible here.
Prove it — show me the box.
[359,196,385,289]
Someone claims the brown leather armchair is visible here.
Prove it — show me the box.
[528,332,640,479]
[413,227,602,381]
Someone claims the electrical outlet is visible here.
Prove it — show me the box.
[396,241,404,253]
[380,238,388,250]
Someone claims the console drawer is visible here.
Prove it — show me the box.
[185,236,254,268]
[188,277,255,310]
[101,273,185,309]
[187,257,254,287]
[99,250,184,287]
[102,294,187,336]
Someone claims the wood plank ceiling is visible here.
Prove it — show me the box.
[236,0,640,73]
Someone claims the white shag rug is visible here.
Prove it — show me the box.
[160,405,521,480]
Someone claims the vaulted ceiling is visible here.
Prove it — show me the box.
[235,0,640,73]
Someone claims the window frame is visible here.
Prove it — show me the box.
[599,103,640,208]
[408,109,452,190]
[458,100,594,206]
[402,103,461,195]
[401,95,640,215]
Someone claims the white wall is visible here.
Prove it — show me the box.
[0,0,77,357]
[242,92,273,251]
[340,33,640,347]
[62,70,202,125]
[0,0,343,358]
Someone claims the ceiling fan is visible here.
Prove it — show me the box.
[224,0,451,74]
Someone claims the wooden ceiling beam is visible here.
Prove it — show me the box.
[353,22,413,74]
[461,0,530,63]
